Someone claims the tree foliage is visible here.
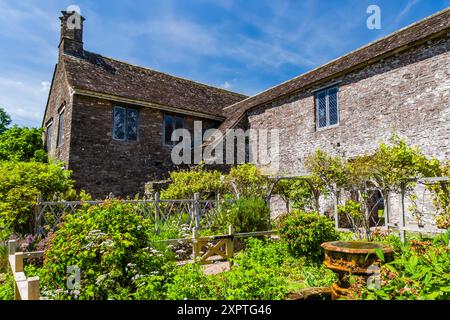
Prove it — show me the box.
[305,149,349,192]
[0,126,47,162]
[160,165,228,200]
[0,107,12,134]
[272,179,316,212]
[227,163,268,198]
[0,161,74,236]
[161,163,269,200]
[428,162,450,229]
[304,135,445,237]
[365,135,440,192]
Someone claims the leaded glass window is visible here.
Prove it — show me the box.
[113,106,139,141]
[163,114,184,146]
[316,86,339,129]
[127,109,138,141]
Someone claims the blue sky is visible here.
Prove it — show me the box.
[0,0,449,127]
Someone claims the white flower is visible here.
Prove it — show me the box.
[96,274,108,285]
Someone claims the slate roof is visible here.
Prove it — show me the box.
[62,51,247,118]
[215,7,450,135]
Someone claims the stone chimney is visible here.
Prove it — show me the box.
[59,10,85,57]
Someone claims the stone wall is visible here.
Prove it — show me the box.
[250,36,450,228]
[66,94,220,198]
[42,60,73,166]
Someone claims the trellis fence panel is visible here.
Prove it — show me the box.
[34,192,225,236]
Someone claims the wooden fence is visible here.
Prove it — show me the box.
[156,226,277,265]
[7,240,44,300]
[34,192,225,236]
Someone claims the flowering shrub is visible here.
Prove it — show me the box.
[40,201,173,300]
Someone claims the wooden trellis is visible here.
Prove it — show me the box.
[265,174,449,244]
[34,193,224,235]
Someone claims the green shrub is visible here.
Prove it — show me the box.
[136,238,299,300]
[0,126,47,162]
[0,272,14,300]
[216,263,287,300]
[213,197,270,233]
[231,238,336,292]
[279,211,339,262]
[161,165,227,200]
[40,201,172,300]
[232,237,291,268]
[360,230,450,300]
[0,161,74,236]
[227,164,268,198]
[214,238,290,300]
[164,263,218,300]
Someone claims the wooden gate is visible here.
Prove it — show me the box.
[192,225,234,265]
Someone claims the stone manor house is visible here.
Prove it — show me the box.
[43,8,450,204]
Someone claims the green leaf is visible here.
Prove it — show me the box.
[374,248,385,262]
[426,291,441,300]
[424,272,432,286]
[409,256,418,269]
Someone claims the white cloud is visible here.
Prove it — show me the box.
[0,76,49,127]
[0,1,59,127]
[40,81,51,92]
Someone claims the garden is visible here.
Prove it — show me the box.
[0,106,449,300]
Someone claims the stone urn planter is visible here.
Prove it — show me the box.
[321,241,393,300]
